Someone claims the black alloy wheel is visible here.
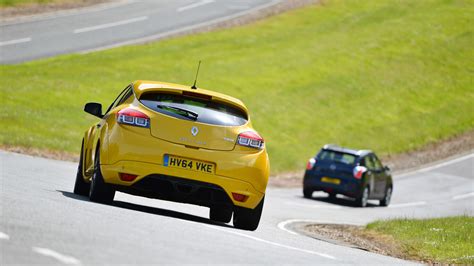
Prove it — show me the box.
[355,186,369,207]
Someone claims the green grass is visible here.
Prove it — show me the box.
[367,216,474,264]
[0,0,55,7]
[1,0,473,173]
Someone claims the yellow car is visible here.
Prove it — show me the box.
[73,80,269,230]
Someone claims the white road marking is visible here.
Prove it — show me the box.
[452,192,474,201]
[228,5,251,10]
[73,16,148,33]
[32,247,81,265]
[0,232,10,240]
[389,201,427,208]
[204,224,336,260]
[0,37,32,47]
[80,0,282,53]
[285,201,343,209]
[0,0,136,26]
[397,153,474,178]
[177,0,215,12]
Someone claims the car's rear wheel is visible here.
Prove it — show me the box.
[209,206,232,223]
[233,197,264,231]
[73,139,90,196]
[355,186,369,207]
[379,186,392,207]
[303,188,313,198]
[89,147,115,204]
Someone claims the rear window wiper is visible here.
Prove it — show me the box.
[157,104,199,120]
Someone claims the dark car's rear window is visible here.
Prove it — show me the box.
[139,92,248,126]
[317,150,357,165]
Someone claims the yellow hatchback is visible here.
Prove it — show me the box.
[73,80,269,230]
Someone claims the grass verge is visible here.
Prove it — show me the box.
[1,0,473,173]
[367,216,474,264]
[1,0,56,7]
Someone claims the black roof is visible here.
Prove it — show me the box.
[322,144,372,157]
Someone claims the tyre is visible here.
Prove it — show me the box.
[379,186,392,207]
[89,147,115,204]
[209,206,232,223]
[355,186,369,207]
[73,139,90,196]
[303,188,313,199]
[233,197,264,231]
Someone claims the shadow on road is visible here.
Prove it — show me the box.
[58,190,233,229]
[302,195,379,208]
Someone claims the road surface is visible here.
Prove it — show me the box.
[0,0,280,64]
[1,151,472,264]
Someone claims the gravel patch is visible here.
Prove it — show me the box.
[302,223,429,263]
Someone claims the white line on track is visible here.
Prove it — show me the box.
[0,0,136,26]
[0,232,10,240]
[0,37,31,47]
[397,153,474,178]
[388,201,427,208]
[32,247,81,265]
[73,16,148,33]
[177,0,215,12]
[285,201,343,209]
[452,192,474,201]
[80,0,281,54]
[204,224,336,260]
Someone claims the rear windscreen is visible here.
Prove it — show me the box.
[317,150,357,165]
[139,92,248,126]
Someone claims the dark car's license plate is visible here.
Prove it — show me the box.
[163,154,214,174]
[321,177,341,185]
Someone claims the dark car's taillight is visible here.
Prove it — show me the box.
[237,131,264,150]
[306,158,316,170]
[117,108,150,128]
[353,166,367,179]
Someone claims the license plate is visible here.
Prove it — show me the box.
[321,177,341,185]
[163,154,214,174]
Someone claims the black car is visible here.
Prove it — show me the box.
[303,144,393,207]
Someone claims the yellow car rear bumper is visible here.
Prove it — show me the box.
[101,160,264,209]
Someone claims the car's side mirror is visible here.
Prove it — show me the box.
[84,102,103,118]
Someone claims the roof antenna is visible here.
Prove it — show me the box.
[191,60,201,90]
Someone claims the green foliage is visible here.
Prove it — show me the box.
[0,0,53,7]
[368,216,474,264]
[1,0,473,173]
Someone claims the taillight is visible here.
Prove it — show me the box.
[117,108,150,128]
[353,166,367,179]
[237,131,264,150]
[232,193,249,202]
[119,173,138,182]
[306,158,316,170]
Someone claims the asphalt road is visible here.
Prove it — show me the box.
[0,0,280,64]
[1,151,472,265]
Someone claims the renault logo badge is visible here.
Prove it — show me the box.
[191,126,199,136]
